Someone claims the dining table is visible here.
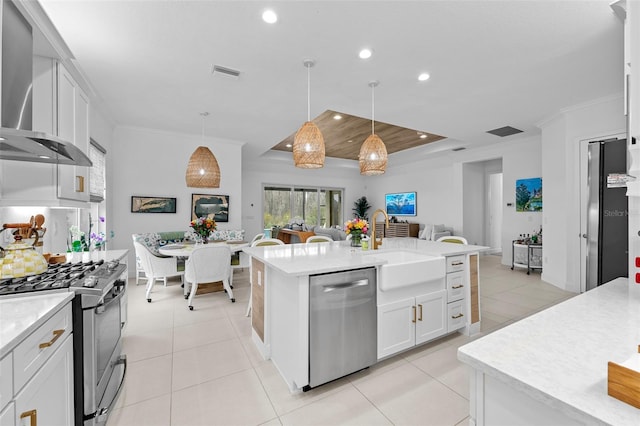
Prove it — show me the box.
[158,240,249,257]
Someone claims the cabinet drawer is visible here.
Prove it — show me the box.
[446,272,465,302]
[0,401,14,426]
[447,300,466,332]
[446,255,466,273]
[0,355,11,413]
[13,303,72,393]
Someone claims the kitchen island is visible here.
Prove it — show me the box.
[243,239,486,392]
[458,277,640,426]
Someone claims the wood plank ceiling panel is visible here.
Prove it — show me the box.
[271,110,446,161]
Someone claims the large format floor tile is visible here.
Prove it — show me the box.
[108,255,574,426]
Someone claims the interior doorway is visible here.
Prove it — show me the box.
[488,172,503,253]
[462,158,503,249]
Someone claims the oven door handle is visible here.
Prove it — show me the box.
[95,287,125,315]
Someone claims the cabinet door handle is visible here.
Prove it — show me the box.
[451,313,464,319]
[39,329,64,349]
[451,261,464,266]
[452,285,464,289]
[76,175,85,192]
[412,306,416,323]
[418,304,423,321]
[20,409,37,426]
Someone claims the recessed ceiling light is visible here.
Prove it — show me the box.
[359,48,373,59]
[420,134,428,139]
[262,9,277,24]
[347,140,354,143]
[418,73,430,81]
[333,114,342,120]
[285,143,292,148]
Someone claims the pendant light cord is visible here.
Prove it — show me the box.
[307,64,311,122]
[371,85,375,135]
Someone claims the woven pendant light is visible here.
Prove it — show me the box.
[186,112,221,188]
[293,59,325,169]
[359,81,387,175]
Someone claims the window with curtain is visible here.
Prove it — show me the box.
[89,138,106,202]
[263,185,343,228]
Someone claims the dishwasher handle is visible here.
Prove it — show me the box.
[322,279,369,292]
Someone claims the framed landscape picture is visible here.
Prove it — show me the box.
[131,196,177,213]
[516,177,542,212]
[191,194,229,222]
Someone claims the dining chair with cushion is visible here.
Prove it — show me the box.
[436,235,468,244]
[305,235,333,244]
[184,245,234,310]
[133,240,185,303]
[250,233,265,244]
[246,237,285,316]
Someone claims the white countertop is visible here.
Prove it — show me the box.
[243,240,486,276]
[0,292,74,358]
[458,278,640,425]
[63,249,129,264]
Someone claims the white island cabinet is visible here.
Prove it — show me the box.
[243,240,486,392]
[0,292,75,426]
[458,278,640,426]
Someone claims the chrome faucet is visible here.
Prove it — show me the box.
[371,209,389,250]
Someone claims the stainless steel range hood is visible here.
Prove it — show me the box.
[0,0,92,167]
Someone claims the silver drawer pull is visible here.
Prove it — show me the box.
[451,313,464,319]
[39,329,64,349]
[452,285,464,289]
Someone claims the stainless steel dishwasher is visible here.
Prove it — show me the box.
[306,267,377,390]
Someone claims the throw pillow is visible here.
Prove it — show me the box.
[419,224,432,240]
[432,224,446,240]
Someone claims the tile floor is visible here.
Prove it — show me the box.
[107,254,575,426]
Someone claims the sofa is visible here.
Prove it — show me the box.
[419,224,454,241]
[308,225,348,241]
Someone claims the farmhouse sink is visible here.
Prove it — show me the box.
[365,250,446,291]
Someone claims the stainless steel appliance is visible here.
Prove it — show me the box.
[586,138,628,290]
[0,259,127,425]
[0,0,92,166]
[306,267,377,390]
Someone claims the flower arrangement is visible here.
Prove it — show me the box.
[344,218,369,237]
[189,216,217,241]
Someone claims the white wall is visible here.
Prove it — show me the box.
[540,95,625,292]
[109,126,243,271]
[242,155,367,240]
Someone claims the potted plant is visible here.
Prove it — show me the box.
[352,196,371,221]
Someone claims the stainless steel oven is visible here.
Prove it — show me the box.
[0,258,128,426]
[77,274,127,425]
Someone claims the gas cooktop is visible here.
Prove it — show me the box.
[0,259,125,297]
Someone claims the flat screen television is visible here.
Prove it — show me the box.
[385,192,417,216]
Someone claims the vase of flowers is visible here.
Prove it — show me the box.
[344,218,368,247]
[190,216,217,243]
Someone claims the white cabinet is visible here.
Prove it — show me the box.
[57,64,90,202]
[377,289,447,359]
[1,301,74,426]
[445,255,467,333]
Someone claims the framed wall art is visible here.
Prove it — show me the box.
[515,177,542,212]
[191,194,229,222]
[131,196,177,213]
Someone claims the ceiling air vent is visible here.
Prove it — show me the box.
[211,64,241,79]
[486,126,523,137]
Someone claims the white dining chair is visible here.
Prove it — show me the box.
[133,240,185,303]
[436,235,468,244]
[305,235,333,244]
[184,245,234,310]
[246,237,285,316]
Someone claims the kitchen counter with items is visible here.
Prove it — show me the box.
[458,277,640,426]
[243,240,487,392]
